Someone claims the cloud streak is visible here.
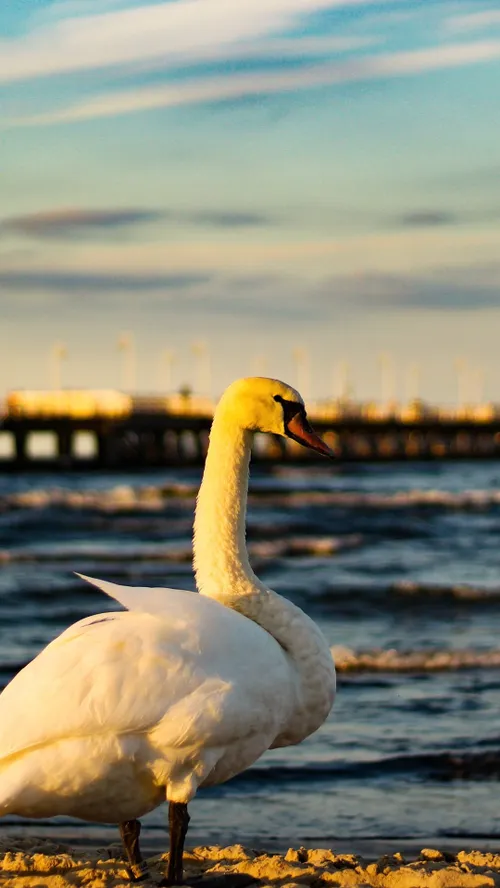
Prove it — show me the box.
[398,211,456,228]
[0,270,211,292]
[11,39,500,127]
[1,207,274,239]
[128,34,379,75]
[319,266,500,311]
[2,261,500,317]
[446,10,500,32]
[183,211,271,228]
[0,0,385,84]
[1,208,163,239]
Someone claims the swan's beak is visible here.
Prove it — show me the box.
[285,412,335,458]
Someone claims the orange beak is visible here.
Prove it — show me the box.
[285,412,335,459]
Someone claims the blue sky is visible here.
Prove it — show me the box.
[1,0,500,403]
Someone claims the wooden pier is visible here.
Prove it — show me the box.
[2,411,500,469]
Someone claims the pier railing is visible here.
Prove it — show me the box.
[2,409,500,469]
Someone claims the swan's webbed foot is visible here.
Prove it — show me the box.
[119,818,150,882]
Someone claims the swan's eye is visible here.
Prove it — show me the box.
[273,395,305,429]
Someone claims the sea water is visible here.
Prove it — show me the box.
[1,460,500,849]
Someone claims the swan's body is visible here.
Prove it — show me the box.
[0,590,307,821]
[0,377,336,881]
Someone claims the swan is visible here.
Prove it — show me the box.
[0,377,336,885]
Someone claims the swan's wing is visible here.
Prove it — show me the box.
[0,595,292,768]
[76,572,190,615]
[0,610,191,763]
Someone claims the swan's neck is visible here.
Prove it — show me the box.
[193,413,259,607]
[193,411,336,744]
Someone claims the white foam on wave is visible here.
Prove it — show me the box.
[392,580,500,600]
[332,645,500,673]
[0,534,363,564]
[274,489,500,509]
[249,534,363,559]
[4,484,500,512]
[1,484,197,512]
[0,542,193,564]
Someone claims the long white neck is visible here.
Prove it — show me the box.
[193,409,336,744]
[193,411,258,606]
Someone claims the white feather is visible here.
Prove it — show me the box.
[74,572,184,615]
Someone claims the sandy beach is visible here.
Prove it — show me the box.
[2,838,500,887]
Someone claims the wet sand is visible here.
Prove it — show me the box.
[2,838,500,887]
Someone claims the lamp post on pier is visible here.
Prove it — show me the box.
[379,351,395,411]
[292,347,310,401]
[191,340,211,396]
[159,349,176,393]
[405,362,421,403]
[118,332,136,392]
[50,341,67,390]
[333,360,351,402]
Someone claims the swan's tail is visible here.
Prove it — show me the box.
[75,572,186,616]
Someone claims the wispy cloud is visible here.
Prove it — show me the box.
[11,39,500,126]
[446,10,500,32]
[0,267,319,322]
[1,208,163,239]
[398,211,456,228]
[1,207,274,239]
[0,0,384,84]
[5,225,496,282]
[32,0,138,23]
[2,263,500,319]
[183,211,271,228]
[319,265,500,310]
[128,35,379,76]
[0,269,211,292]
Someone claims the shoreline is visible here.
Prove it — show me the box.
[3,827,500,858]
[2,838,500,887]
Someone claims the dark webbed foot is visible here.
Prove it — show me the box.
[119,818,150,882]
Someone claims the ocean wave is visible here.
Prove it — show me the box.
[313,582,500,610]
[4,484,500,513]
[0,484,197,513]
[227,750,500,787]
[0,534,363,565]
[333,646,500,673]
[248,534,363,559]
[390,580,500,602]
[0,543,193,565]
[258,488,500,510]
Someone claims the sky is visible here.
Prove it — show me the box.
[1,0,500,404]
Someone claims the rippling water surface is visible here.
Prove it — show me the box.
[1,460,500,849]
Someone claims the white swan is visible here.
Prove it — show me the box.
[0,377,336,885]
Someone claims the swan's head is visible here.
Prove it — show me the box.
[217,376,334,458]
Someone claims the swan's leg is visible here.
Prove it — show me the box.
[160,803,256,887]
[161,801,190,886]
[119,819,150,882]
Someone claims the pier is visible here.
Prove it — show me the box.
[2,407,500,469]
